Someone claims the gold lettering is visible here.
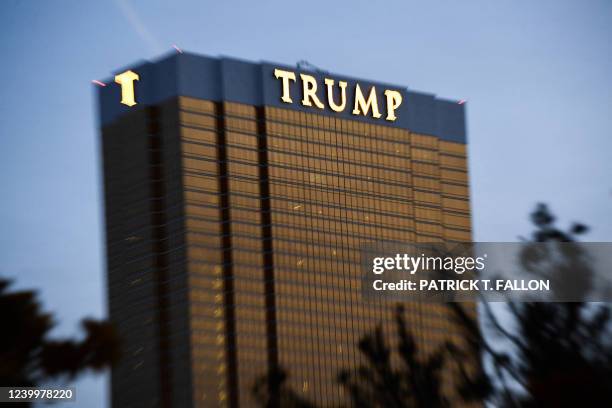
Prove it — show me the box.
[300,74,325,109]
[273,68,402,121]
[274,69,297,103]
[114,70,140,107]
[384,90,403,121]
[352,84,381,118]
[324,78,347,112]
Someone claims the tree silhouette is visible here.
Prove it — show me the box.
[252,305,462,408]
[0,278,120,396]
[251,367,317,408]
[337,304,454,408]
[454,203,612,407]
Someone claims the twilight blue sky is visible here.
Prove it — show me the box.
[0,1,611,406]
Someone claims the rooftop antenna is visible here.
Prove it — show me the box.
[296,60,328,74]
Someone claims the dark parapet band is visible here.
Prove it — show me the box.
[98,51,467,144]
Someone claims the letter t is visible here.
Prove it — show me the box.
[115,70,140,107]
[274,69,297,103]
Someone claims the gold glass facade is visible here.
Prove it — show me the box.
[101,93,476,408]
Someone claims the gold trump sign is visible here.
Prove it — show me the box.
[273,68,403,122]
[112,67,404,121]
[115,70,139,107]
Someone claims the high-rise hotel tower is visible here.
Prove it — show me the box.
[98,52,475,408]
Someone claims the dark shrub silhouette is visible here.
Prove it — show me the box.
[0,278,120,395]
[456,204,612,407]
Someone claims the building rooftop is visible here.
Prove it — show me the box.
[97,51,467,143]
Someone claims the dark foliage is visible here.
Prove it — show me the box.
[455,203,612,407]
[253,304,475,408]
[0,278,120,388]
[337,304,451,408]
[252,367,317,408]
